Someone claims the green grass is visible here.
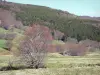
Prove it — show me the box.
[0,68,100,75]
[13,28,24,34]
[0,48,8,53]
[46,53,100,68]
[0,40,10,55]
[0,48,10,55]
[0,40,6,48]
[0,28,9,33]
[0,53,100,75]
[0,27,24,35]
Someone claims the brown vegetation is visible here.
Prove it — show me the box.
[17,24,53,68]
[0,8,23,29]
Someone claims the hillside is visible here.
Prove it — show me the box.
[0,1,100,41]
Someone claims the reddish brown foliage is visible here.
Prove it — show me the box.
[25,24,88,56]
[18,24,54,68]
[47,44,57,53]
[25,24,53,41]
[47,42,88,56]
[62,43,88,56]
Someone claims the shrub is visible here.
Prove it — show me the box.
[62,43,88,56]
[17,24,52,68]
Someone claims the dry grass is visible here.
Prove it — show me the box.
[0,52,100,75]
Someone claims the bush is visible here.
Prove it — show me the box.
[17,24,52,68]
[61,43,88,56]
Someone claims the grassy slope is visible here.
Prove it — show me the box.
[0,27,24,54]
[0,39,11,55]
[0,40,6,48]
[0,28,9,33]
[0,53,100,75]
[0,27,22,48]
[0,28,10,54]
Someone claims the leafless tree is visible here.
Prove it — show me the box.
[18,25,50,68]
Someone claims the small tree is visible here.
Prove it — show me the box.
[18,24,52,68]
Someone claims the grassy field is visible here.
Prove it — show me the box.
[0,53,100,75]
[0,40,6,48]
[0,28,9,33]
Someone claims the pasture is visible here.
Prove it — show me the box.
[0,52,100,75]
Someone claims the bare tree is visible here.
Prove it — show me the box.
[18,24,51,68]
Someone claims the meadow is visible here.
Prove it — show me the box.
[0,53,100,75]
[0,2,100,75]
[0,27,100,75]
